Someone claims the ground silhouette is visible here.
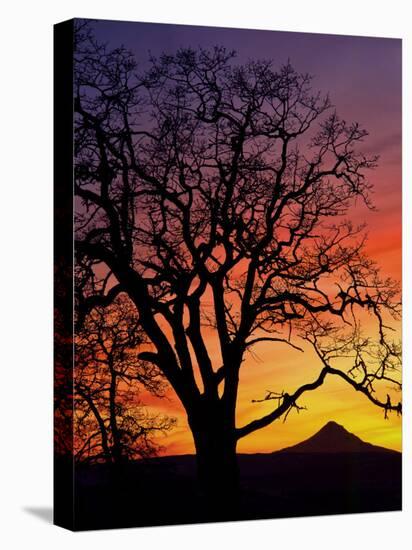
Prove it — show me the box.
[73,421,401,530]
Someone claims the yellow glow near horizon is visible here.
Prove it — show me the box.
[142,229,402,456]
[143,317,401,455]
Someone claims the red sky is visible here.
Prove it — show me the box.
[83,20,402,454]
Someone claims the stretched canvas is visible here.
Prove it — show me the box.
[54,18,402,531]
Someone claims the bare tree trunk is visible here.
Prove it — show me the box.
[188,401,240,519]
[108,370,123,465]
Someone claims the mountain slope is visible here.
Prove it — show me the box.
[276,421,397,454]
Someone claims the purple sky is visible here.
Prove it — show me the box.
[84,18,402,277]
[76,18,402,454]
[88,18,401,158]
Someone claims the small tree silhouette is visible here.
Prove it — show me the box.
[74,297,175,464]
[74,24,401,510]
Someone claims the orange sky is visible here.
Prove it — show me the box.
[84,23,402,456]
[144,338,402,456]
[136,92,402,458]
[142,168,402,456]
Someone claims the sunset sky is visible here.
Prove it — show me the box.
[86,19,402,454]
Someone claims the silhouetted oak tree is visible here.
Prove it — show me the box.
[74,24,401,510]
[74,297,175,464]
